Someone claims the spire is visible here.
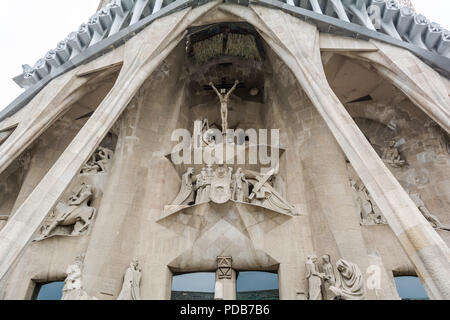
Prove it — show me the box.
[398,0,416,12]
[97,0,110,10]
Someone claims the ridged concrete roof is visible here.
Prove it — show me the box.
[2,0,449,122]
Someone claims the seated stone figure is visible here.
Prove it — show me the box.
[40,183,96,239]
[382,140,406,168]
[330,259,365,300]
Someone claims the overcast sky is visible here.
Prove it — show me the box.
[0,0,448,113]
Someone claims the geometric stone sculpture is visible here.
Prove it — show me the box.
[217,256,233,280]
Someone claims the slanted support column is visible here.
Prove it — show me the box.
[153,0,164,14]
[348,41,450,133]
[0,71,88,176]
[0,2,220,283]
[214,256,236,300]
[221,5,450,299]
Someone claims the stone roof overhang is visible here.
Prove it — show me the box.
[1,0,449,122]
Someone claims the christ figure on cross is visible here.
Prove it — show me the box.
[209,80,239,133]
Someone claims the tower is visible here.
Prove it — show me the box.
[0,0,449,300]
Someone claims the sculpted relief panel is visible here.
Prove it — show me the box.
[35,144,115,241]
[306,255,364,300]
[37,183,96,240]
[350,178,387,226]
[166,166,297,216]
[80,147,114,174]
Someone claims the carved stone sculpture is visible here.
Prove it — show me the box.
[306,255,325,300]
[210,165,232,204]
[330,259,365,300]
[171,168,195,205]
[382,140,406,168]
[217,256,233,280]
[80,147,114,174]
[231,168,249,202]
[62,255,95,300]
[249,169,297,215]
[117,260,142,300]
[409,192,450,231]
[210,80,239,133]
[195,167,213,204]
[351,179,387,225]
[321,255,336,300]
[39,183,96,239]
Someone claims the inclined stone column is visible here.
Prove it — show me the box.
[250,6,450,299]
[0,4,221,283]
[220,5,450,299]
[349,41,450,134]
[214,256,236,300]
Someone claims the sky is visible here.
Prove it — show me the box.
[0,0,448,112]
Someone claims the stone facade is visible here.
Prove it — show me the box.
[0,1,449,300]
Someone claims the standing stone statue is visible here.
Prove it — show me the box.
[232,168,249,202]
[321,255,336,300]
[209,80,239,133]
[117,260,142,300]
[62,255,95,300]
[195,171,204,204]
[202,167,213,203]
[330,259,365,300]
[40,183,96,239]
[409,192,450,231]
[171,168,195,206]
[305,255,325,300]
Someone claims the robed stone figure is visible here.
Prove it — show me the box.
[117,260,142,300]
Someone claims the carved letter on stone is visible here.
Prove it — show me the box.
[38,183,96,240]
[330,259,365,300]
[117,260,142,300]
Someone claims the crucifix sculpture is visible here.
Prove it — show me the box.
[209,80,239,133]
